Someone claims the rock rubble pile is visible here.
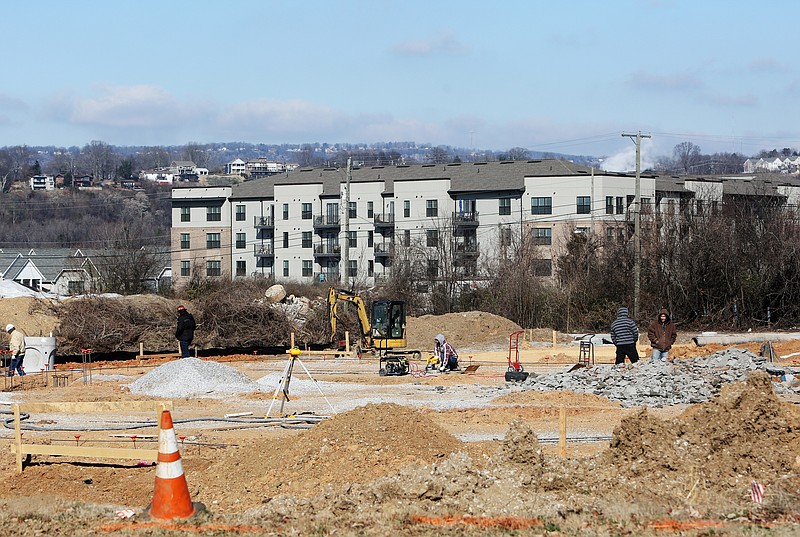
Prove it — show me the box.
[128,357,261,398]
[521,348,800,407]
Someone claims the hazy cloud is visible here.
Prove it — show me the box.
[390,31,468,56]
[221,99,341,136]
[46,85,209,128]
[629,70,704,91]
[698,92,758,107]
[747,58,786,73]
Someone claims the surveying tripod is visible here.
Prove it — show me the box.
[266,347,336,418]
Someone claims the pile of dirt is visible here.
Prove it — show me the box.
[0,297,60,339]
[606,371,800,493]
[196,403,464,509]
[406,311,522,352]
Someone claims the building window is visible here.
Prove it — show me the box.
[206,233,221,249]
[301,203,312,219]
[368,260,374,277]
[207,206,221,221]
[347,260,357,278]
[283,232,289,249]
[500,227,513,250]
[403,229,411,247]
[616,197,624,214]
[282,203,289,220]
[235,205,246,221]
[427,259,438,279]
[235,260,246,276]
[426,199,438,217]
[532,228,552,245]
[68,280,85,294]
[367,201,374,219]
[347,230,357,248]
[531,197,552,215]
[576,196,591,215]
[180,260,190,277]
[532,259,552,277]
[499,198,511,216]
[302,260,313,277]
[302,231,312,248]
[283,260,289,277]
[426,229,439,247]
[348,202,357,219]
[606,196,614,215]
[180,207,190,222]
[368,230,374,248]
[403,200,410,218]
[206,260,221,277]
[180,233,190,249]
[236,232,246,249]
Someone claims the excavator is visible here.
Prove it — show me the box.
[327,288,421,375]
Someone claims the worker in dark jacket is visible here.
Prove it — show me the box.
[647,308,677,361]
[175,305,196,358]
[610,307,639,365]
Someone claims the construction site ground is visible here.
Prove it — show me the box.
[0,313,799,535]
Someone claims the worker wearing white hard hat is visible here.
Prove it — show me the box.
[6,324,26,377]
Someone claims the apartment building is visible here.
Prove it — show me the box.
[171,159,658,288]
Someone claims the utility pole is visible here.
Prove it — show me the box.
[343,157,351,288]
[621,131,651,320]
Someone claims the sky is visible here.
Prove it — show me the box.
[2,0,800,168]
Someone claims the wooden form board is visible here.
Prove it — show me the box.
[11,400,172,473]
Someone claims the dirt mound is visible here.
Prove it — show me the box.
[406,311,522,352]
[198,403,463,507]
[607,372,800,491]
[0,297,60,339]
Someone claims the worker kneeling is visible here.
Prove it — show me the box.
[434,334,459,372]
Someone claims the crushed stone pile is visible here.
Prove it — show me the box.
[128,358,261,398]
[521,348,800,407]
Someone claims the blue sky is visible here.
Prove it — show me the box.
[2,0,799,163]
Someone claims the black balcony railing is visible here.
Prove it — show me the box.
[254,216,274,228]
[254,244,274,256]
[313,243,341,256]
[374,213,395,227]
[314,214,340,228]
[374,242,394,256]
[453,211,479,226]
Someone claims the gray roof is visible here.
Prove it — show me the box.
[1,248,92,281]
[230,159,610,200]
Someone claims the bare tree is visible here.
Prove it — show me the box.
[81,140,117,182]
[183,142,209,168]
[672,142,702,173]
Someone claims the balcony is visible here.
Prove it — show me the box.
[374,213,395,229]
[453,211,479,228]
[313,214,340,230]
[314,270,341,283]
[254,244,274,257]
[254,216,274,229]
[374,242,394,258]
[454,241,479,258]
[313,243,341,259]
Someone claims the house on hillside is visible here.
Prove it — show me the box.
[30,175,55,191]
[0,249,100,294]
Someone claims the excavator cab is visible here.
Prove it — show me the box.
[371,300,406,351]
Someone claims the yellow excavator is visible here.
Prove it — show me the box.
[327,288,421,375]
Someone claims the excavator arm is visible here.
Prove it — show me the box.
[328,288,372,347]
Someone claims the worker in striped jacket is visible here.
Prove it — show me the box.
[610,307,639,365]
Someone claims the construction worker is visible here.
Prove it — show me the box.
[175,305,196,358]
[647,309,677,361]
[6,324,27,377]
[434,334,459,372]
[610,307,639,365]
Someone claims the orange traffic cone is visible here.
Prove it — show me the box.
[146,410,203,520]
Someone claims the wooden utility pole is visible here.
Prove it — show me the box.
[343,157,351,287]
[621,132,651,320]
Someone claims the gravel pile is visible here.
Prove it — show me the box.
[520,348,800,407]
[128,358,262,398]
